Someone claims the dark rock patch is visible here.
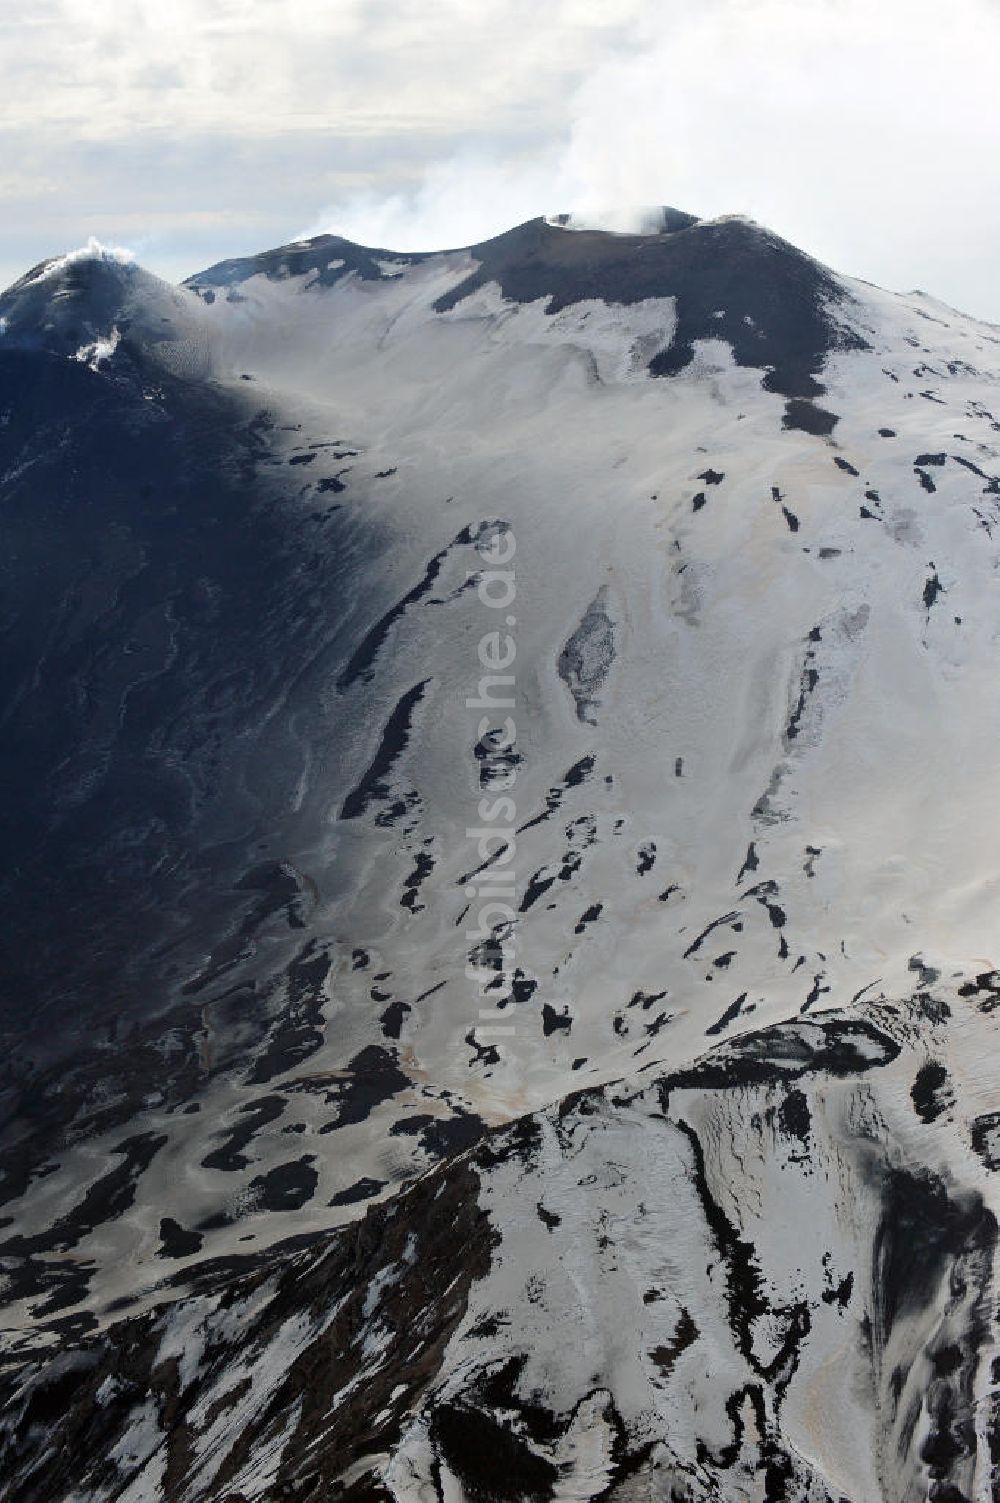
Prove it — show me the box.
[649,1308,699,1375]
[541,1004,573,1037]
[911,1060,950,1123]
[338,527,479,690]
[157,1217,204,1259]
[574,902,603,934]
[319,1046,409,1133]
[249,1156,318,1212]
[783,399,839,435]
[201,1096,286,1172]
[536,1202,561,1231]
[970,1113,1000,1172]
[330,1177,385,1207]
[340,680,429,821]
[380,1001,411,1040]
[706,993,748,1037]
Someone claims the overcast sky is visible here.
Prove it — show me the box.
[2,0,999,318]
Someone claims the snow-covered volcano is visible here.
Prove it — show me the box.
[1,210,1000,1502]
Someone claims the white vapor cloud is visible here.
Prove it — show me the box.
[311,0,1000,318]
[1,0,999,317]
[25,238,136,286]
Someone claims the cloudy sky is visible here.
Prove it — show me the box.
[3,0,999,317]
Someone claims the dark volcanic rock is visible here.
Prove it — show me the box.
[433,214,864,398]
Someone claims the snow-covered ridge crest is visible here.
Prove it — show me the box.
[0,239,212,376]
[21,235,136,289]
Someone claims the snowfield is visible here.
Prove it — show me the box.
[0,210,999,1500]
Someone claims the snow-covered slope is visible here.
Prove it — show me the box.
[1,210,1000,1501]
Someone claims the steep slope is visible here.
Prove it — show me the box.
[2,1010,996,1502]
[1,213,1000,1500]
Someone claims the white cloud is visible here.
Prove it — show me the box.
[0,1,643,138]
[303,147,571,251]
[311,0,1000,319]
